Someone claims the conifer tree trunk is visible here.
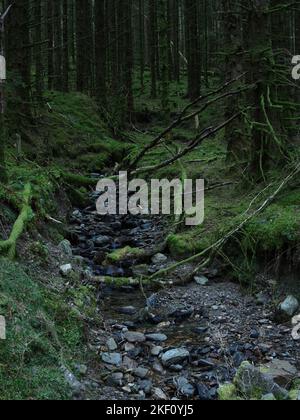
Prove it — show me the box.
[62,0,69,92]
[47,0,54,91]
[95,0,107,107]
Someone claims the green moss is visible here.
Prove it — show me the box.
[105,246,145,264]
[218,384,239,401]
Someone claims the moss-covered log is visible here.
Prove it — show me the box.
[0,183,33,259]
[61,172,96,188]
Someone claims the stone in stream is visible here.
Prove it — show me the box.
[169,365,183,372]
[161,348,190,367]
[174,377,195,398]
[106,337,118,352]
[194,275,209,286]
[145,333,168,343]
[138,379,153,395]
[151,346,164,356]
[59,263,73,277]
[152,387,168,400]
[124,331,146,343]
[94,235,111,246]
[107,372,124,387]
[133,367,149,379]
[117,306,137,316]
[196,383,212,400]
[278,295,299,319]
[101,352,122,366]
[151,253,168,265]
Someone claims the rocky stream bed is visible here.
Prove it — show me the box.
[63,192,300,400]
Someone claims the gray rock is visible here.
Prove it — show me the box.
[124,331,146,343]
[94,235,111,246]
[161,348,190,367]
[106,337,118,351]
[133,367,149,379]
[153,362,165,374]
[59,240,73,256]
[146,333,168,343]
[260,359,298,387]
[138,379,152,395]
[170,365,183,372]
[122,356,138,370]
[152,387,168,400]
[279,296,299,318]
[107,372,124,387]
[194,275,209,286]
[117,306,137,315]
[151,346,164,356]
[174,377,195,397]
[75,364,88,376]
[59,264,73,277]
[61,366,84,393]
[151,253,168,265]
[101,352,122,366]
[234,362,288,400]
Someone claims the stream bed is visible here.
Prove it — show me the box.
[68,193,300,400]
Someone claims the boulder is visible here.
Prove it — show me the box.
[278,296,299,319]
[234,362,288,400]
[260,360,298,387]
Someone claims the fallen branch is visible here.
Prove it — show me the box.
[0,183,33,259]
[131,112,242,176]
[127,73,247,172]
[148,164,300,281]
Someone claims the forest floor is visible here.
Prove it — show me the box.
[1,88,300,400]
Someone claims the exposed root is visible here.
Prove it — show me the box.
[0,183,33,259]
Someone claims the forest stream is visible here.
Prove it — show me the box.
[66,188,300,401]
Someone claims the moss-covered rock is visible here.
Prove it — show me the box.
[105,246,145,265]
[218,384,239,401]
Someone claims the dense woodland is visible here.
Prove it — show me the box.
[1,0,300,179]
[0,0,300,402]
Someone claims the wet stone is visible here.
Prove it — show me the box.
[162,348,190,367]
[101,352,122,366]
[106,338,118,352]
[151,346,164,356]
[145,333,168,343]
[133,367,149,379]
[117,306,137,315]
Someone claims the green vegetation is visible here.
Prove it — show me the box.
[0,258,88,400]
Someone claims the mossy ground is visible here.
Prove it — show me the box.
[0,258,90,400]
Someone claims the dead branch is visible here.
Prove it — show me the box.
[126,73,247,171]
[148,163,300,281]
[131,112,242,176]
